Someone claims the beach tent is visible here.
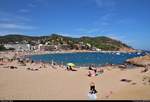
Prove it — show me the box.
[67,63,75,67]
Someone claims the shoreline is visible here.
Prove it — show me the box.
[21,49,141,59]
[0,50,146,68]
[23,50,145,68]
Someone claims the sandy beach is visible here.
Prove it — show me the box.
[0,51,150,100]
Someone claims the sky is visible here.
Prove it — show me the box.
[0,0,150,50]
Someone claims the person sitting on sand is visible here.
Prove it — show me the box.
[66,66,73,71]
[88,71,92,77]
[89,65,93,70]
[66,66,69,70]
[89,82,97,94]
[88,68,102,77]
[88,70,96,77]
[69,66,72,70]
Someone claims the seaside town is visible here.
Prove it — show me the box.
[3,40,98,52]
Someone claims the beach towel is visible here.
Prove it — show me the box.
[88,93,97,100]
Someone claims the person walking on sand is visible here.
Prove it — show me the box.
[89,82,97,94]
[88,82,98,100]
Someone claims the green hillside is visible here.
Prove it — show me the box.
[0,34,133,51]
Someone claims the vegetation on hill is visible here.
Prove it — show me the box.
[78,36,131,50]
[0,34,133,51]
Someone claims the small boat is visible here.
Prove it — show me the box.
[116,52,120,55]
[137,52,141,55]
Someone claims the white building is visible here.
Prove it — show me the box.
[38,44,57,51]
[92,47,101,51]
[4,44,31,51]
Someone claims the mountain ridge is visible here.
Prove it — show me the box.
[0,34,134,51]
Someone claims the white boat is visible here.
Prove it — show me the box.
[137,52,141,55]
[116,52,120,55]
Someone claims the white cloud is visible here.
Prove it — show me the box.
[0,11,31,22]
[0,31,24,36]
[19,9,30,13]
[15,16,31,22]
[0,23,36,30]
[0,11,35,32]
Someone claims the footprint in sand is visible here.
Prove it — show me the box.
[105,91,113,99]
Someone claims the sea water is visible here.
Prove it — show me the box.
[29,52,146,67]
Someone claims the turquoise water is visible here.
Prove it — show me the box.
[29,52,146,67]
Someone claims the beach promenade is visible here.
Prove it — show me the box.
[0,51,150,100]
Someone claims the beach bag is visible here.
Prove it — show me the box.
[88,93,97,100]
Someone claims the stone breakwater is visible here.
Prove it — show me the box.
[126,55,150,67]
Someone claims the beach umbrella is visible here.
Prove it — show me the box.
[67,63,75,67]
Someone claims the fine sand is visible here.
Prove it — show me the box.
[0,51,150,100]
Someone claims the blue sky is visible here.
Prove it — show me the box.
[0,0,150,50]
